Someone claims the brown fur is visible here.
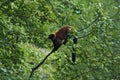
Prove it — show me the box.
[48,26,71,52]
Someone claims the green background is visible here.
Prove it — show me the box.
[0,0,120,80]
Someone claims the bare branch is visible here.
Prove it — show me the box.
[78,29,94,39]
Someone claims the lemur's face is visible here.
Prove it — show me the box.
[48,34,55,40]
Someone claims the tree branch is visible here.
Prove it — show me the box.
[78,29,94,39]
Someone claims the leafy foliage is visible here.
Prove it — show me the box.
[0,0,120,80]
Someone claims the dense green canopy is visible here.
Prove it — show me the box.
[0,0,120,80]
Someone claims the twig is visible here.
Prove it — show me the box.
[78,29,94,39]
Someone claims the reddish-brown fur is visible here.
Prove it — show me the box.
[55,26,70,40]
[48,26,71,52]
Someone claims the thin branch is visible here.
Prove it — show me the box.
[78,29,94,39]
[78,13,100,33]
[78,18,97,32]
[77,9,102,39]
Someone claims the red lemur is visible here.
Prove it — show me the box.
[29,26,77,78]
[48,25,71,53]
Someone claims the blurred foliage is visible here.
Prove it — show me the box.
[0,0,120,80]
